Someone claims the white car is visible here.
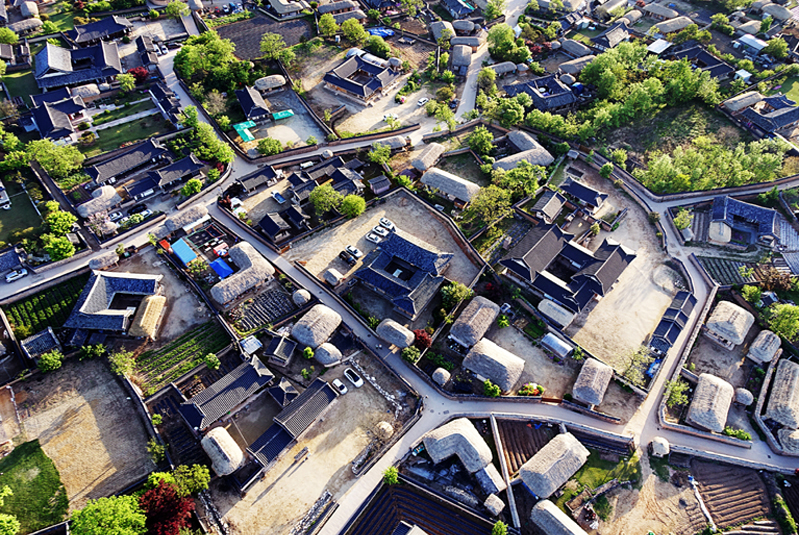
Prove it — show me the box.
[332,378,348,395]
[379,218,395,231]
[160,45,168,55]
[140,209,153,219]
[118,216,130,227]
[383,113,398,122]
[344,368,363,388]
[109,211,123,222]
[417,97,429,107]
[5,269,27,283]
[372,226,389,237]
[366,233,382,244]
[346,245,363,258]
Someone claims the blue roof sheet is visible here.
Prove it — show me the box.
[172,238,197,266]
[210,258,234,279]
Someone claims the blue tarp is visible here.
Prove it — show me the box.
[172,238,197,267]
[210,258,234,279]
[368,27,395,37]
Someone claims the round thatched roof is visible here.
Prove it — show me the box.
[484,494,505,516]
[321,149,334,159]
[292,289,311,306]
[748,329,780,364]
[452,19,474,32]
[77,186,122,218]
[291,304,342,348]
[778,428,799,454]
[21,1,38,18]
[376,318,414,348]
[493,146,555,171]
[254,75,286,91]
[432,367,451,386]
[686,373,734,433]
[449,296,500,348]
[314,343,342,367]
[165,204,209,233]
[519,433,589,499]
[210,242,275,305]
[651,436,669,457]
[572,358,613,406]
[71,84,101,98]
[422,418,492,473]
[735,387,753,406]
[463,338,525,393]
[550,41,561,50]
[412,143,445,172]
[705,301,754,347]
[375,421,393,441]
[561,74,576,85]
[202,427,244,476]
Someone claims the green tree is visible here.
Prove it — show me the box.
[492,521,508,535]
[477,67,497,94]
[25,139,85,178]
[44,202,77,236]
[217,115,231,130]
[491,160,544,197]
[673,208,693,230]
[309,183,343,215]
[257,137,283,156]
[491,97,524,127]
[38,349,63,373]
[590,222,600,236]
[342,18,368,44]
[181,178,203,197]
[664,379,689,408]
[441,281,473,310]
[366,35,391,59]
[768,303,799,339]
[612,148,627,167]
[340,194,366,218]
[0,28,18,45]
[383,466,399,485]
[318,13,339,37]
[484,379,501,397]
[400,0,423,15]
[151,414,163,426]
[117,73,136,93]
[599,162,614,179]
[79,344,107,361]
[173,464,210,496]
[147,438,165,462]
[41,234,75,261]
[187,258,206,277]
[71,495,146,535]
[165,0,189,18]
[0,487,18,535]
[465,185,512,224]
[203,353,220,370]
[497,315,509,328]
[764,37,789,60]
[435,104,456,131]
[109,349,136,377]
[623,345,654,387]
[761,15,773,33]
[368,143,392,166]
[484,0,505,20]
[401,346,421,362]
[303,347,314,359]
[467,125,493,155]
[742,285,762,304]
[260,33,293,64]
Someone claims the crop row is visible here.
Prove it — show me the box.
[3,274,90,334]
[137,324,226,374]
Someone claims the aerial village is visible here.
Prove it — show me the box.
[2,0,799,533]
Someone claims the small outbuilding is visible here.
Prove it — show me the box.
[449,296,500,348]
[541,333,573,359]
[705,301,754,348]
[519,433,590,498]
[412,143,446,172]
[292,289,311,306]
[422,417,493,473]
[202,427,244,476]
[765,359,799,428]
[376,318,415,348]
[314,342,342,367]
[20,1,38,18]
[432,367,451,386]
[572,358,613,407]
[530,499,589,535]
[254,74,287,92]
[735,387,754,406]
[452,45,472,67]
[747,329,780,364]
[291,304,342,348]
[686,373,734,433]
[650,436,670,458]
[462,338,525,393]
[375,421,394,441]
[421,167,481,207]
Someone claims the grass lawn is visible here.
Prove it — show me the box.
[648,454,670,482]
[768,76,799,103]
[0,180,42,245]
[92,100,157,126]
[42,7,74,32]
[4,71,39,107]
[567,28,602,45]
[0,440,68,534]
[80,116,170,158]
[436,153,490,187]
[554,451,641,512]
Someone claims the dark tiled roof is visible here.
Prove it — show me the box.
[123,175,158,198]
[150,154,204,188]
[711,196,777,236]
[274,378,338,438]
[264,335,297,365]
[531,189,566,220]
[0,247,22,272]
[235,86,270,121]
[179,356,274,430]
[247,424,293,466]
[671,46,734,79]
[86,138,167,183]
[500,223,573,281]
[63,272,161,331]
[369,174,391,192]
[323,56,400,99]
[741,104,799,133]
[561,177,608,208]
[21,327,60,359]
[32,98,85,140]
[239,165,278,191]
[66,328,89,347]
[504,74,576,111]
[763,94,797,110]
[651,290,696,351]
[67,16,132,44]
[268,377,300,407]
[363,0,394,9]
[34,42,122,89]
[136,35,156,53]
[31,87,71,107]
[258,212,291,240]
[281,205,310,229]
[150,82,182,124]
[592,22,629,49]
[442,0,474,17]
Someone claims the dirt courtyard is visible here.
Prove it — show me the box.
[111,247,213,342]
[13,359,153,511]
[283,189,482,286]
[687,326,759,389]
[243,90,327,155]
[117,18,186,70]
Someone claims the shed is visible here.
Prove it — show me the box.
[171,238,197,267]
[508,130,542,152]
[560,74,576,85]
[376,318,415,348]
[519,433,589,498]
[705,301,754,347]
[621,9,642,23]
[453,20,474,32]
[373,136,407,150]
[538,299,575,327]
[530,499,589,535]
[421,167,481,204]
[686,373,734,433]
[449,296,500,348]
[412,143,446,172]
[291,304,342,348]
[650,436,669,457]
[292,289,311,306]
[643,2,678,18]
[541,333,573,358]
[738,20,762,35]
[723,91,763,112]
[572,358,613,406]
[765,359,799,428]
[462,338,525,392]
[735,387,753,406]
[647,38,673,55]
[77,185,122,218]
[560,55,595,74]
[201,427,244,476]
[452,45,472,67]
[432,367,451,386]
[747,329,780,364]
[430,20,455,41]
[422,417,492,473]
[314,343,342,367]
[209,242,275,306]
[128,295,166,340]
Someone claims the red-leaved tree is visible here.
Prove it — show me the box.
[127,66,149,84]
[413,329,432,349]
[139,480,194,535]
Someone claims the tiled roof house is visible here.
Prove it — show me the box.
[34,42,122,89]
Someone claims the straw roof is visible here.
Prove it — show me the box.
[735,387,753,406]
[210,242,275,305]
[507,130,540,152]
[622,9,642,23]
[292,289,311,306]
[491,61,517,75]
[476,463,506,494]
[373,136,407,150]
[538,299,575,327]
[432,367,451,386]
[747,329,780,364]
[98,220,118,237]
[686,373,734,433]
[291,304,342,348]
[655,16,693,34]
[77,186,121,218]
[778,428,799,454]
[561,39,592,57]
[89,250,118,270]
[376,318,415,348]
[724,91,763,112]
[452,45,472,67]
[530,499,588,535]
[128,295,166,339]
[430,20,454,41]
[375,421,394,440]
[705,301,754,346]
[765,359,799,428]
[412,143,446,172]
[484,494,505,516]
[165,204,209,233]
[453,20,474,32]
[738,20,762,34]
[8,18,42,33]
[493,147,555,171]
[201,427,244,476]
[463,338,525,392]
[559,55,595,74]
[651,436,669,457]
[314,343,342,367]
[421,167,481,203]
[519,433,589,499]
[254,74,286,91]
[72,84,101,98]
[422,417,492,473]
[763,2,792,20]
[21,1,38,18]
[450,296,500,348]
[572,358,613,406]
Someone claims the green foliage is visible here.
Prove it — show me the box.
[24,139,85,178]
[303,347,314,360]
[487,23,530,63]
[518,382,544,396]
[79,344,106,361]
[173,31,246,94]
[37,350,63,373]
[490,97,525,127]
[203,352,220,370]
[477,67,497,94]
[117,73,136,93]
[768,303,799,339]
[664,379,689,408]
[366,35,391,59]
[441,281,473,310]
[71,495,146,535]
[401,346,421,363]
[44,202,77,236]
[148,465,210,497]
[742,285,762,304]
[599,162,613,179]
[764,37,788,60]
[774,496,798,535]
[497,314,509,328]
[368,143,391,166]
[109,349,136,377]
[260,33,294,64]
[464,184,513,224]
[41,234,75,261]
[181,178,203,197]
[151,414,163,426]
[383,466,399,485]
[648,211,660,224]
[309,183,343,216]
[491,521,508,535]
[0,28,18,45]
[623,345,654,387]
[761,15,773,33]
[467,125,493,156]
[593,494,613,521]
[722,426,752,440]
[572,346,584,361]
[4,273,89,337]
[147,438,166,463]
[483,379,501,397]
[216,115,231,131]
[590,222,600,236]
[342,18,367,44]
[149,9,159,18]
[340,194,366,218]
[673,208,693,230]
[257,137,283,156]
[165,0,189,18]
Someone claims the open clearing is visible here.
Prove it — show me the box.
[14,358,153,511]
[687,325,758,389]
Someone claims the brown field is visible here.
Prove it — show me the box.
[783,476,799,523]
[496,419,556,475]
[692,460,770,529]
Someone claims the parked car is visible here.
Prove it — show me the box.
[109,211,123,222]
[140,209,153,219]
[372,226,389,237]
[129,203,148,214]
[160,45,168,55]
[378,217,395,231]
[345,245,363,258]
[417,97,429,107]
[272,191,287,204]
[339,250,356,266]
[5,269,27,283]
[332,378,348,395]
[223,4,230,13]
[366,233,382,244]
[449,98,460,110]
[118,216,130,227]
[383,113,398,122]
[344,368,363,387]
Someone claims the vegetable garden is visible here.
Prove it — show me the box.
[2,273,90,338]
[134,321,231,395]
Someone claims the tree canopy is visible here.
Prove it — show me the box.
[0,28,18,45]
[340,194,366,218]
[71,496,146,535]
[44,201,77,236]
[341,18,367,44]
[464,185,512,224]
[318,13,339,37]
[768,303,799,340]
[41,234,75,261]
[309,183,343,215]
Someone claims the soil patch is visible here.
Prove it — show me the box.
[691,459,770,529]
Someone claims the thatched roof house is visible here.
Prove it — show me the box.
[432,367,451,386]
[724,91,763,112]
[77,186,121,218]
[430,20,454,41]
[705,301,754,347]
[165,204,209,233]
[412,143,446,172]
[254,74,286,91]
[654,16,693,35]
[747,329,780,364]
[686,373,734,433]
[763,2,792,20]
[21,1,38,18]
[422,417,492,473]
[493,147,555,171]
[620,9,642,24]
[314,343,342,367]
[202,427,244,476]
[735,387,753,406]
[490,61,517,75]
[452,45,472,67]
[210,242,275,306]
[291,304,342,348]
[572,358,613,406]
[128,295,166,340]
[376,318,415,348]
[766,359,799,428]
[89,250,118,270]
[507,130,542,152]
[462,338,525,392]
[453,20,474,32]
[530,499,589,535]
[373,136,408,150]
[421,167,481,204]
[9,18,42,34]
[559,55,595,74]
[519,433,589,498]
[560,39,592,58]
[650,436,669,457]
[484,494,505,516]
[778,428,799,454]
[292,289,311,306]
[449,296,500,348]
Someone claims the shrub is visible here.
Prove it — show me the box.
[257,137,283,156]
[383,466,399,485]
[151,414,163,426]
[203,353,220,370]
[401,346,421,363]
[38,349,63,373]
[518,382,544,396]
[722,426,752,441]
[497,314,509,328]
[484,379,501,397]
[413,329,432,349]
[109,349,135,377]
[147,438,166,463]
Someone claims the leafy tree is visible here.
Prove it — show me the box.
[217,115,231,130]
[441,281,473,310]
[383,466,399,485]
[80,344,107,361]
[260,33,293,64]
[543,20,561,40]
[761,15,773,33]
[165,0,189,18]
[549,0,563,10]
[318,13,339,37]
[204,90,226,116]
[173,31,238,83]
[664,379,689,408]
[764,37,788,59]
[203,353,220,370]
[492,521,508,535]
[0,28,18,45]
[172,465,210,496]
[465,185,512,224]
[342,18,367,44]
[762,267,792,291]
[303,347,314,360]
[401,346,421,363]
[436,86,455,102]
[672,208,693,230]
[467,125,493,156]
[768,303,799,339]
[413,329,432,349]
[491,160,545,197]
[611,148,627,167]
[109,349,136,377]
[309,183,343,215]
[140,480,194,535]
[367,143,391,166]
[742,285,762,304]
[599,162,614,179]
[71,495,146,535]
[648,212,661,224]
[44,202,77,236]
[491,97,524,127]
[257,137,283,156]
[118,73,136,93]
[590,222,600,236]
[151,414,163,426]
[25,139,85,178]
[366,35,391,59]
[484,0,505,20]
[487,23,530,63]
[41,234,75,261]
[622,345,654,387]
[484,380,501,397]
[0,487,18,535]
[181,178,202,197]
[367,8,380,19]
[435,104,456,131]
[38,349,63,373]
[477,67,497,94]
[497,315,509,328]
[147,438,166,463]
[340,195,365,218]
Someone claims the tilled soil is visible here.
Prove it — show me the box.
[691,460,771,529]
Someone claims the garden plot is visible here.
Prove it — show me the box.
[227,284,298,335]
[3,272,90,339]
[216,15,311,60]
[691,460,770,529]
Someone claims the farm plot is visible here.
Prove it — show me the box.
[227,288,297,334]
[691,460,770,529]
[782,476,799,522]
[133,321,232,396]
[496,419,556,475]
[697,257,763,286]
[3,273,90,338]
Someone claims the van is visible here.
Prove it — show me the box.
[300,161,315,169]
